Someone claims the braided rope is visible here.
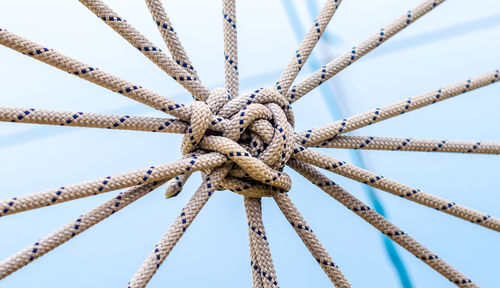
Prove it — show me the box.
[0,181,166,280]
[145,0,200,78]
[297,69,500,146]
[127,164,231,288]
[244,197,279,288]
[293,147,500,232]
[276,0,342,95]
[0,152,226,217]
[78,0,210,100]
[0,0,498,286]
[315,135,500,154]
[0,29,191,120]
[0,107,187,133]
[288,0,444,102]
[288,159,478,287]
[223,0,239,98]
[273,192,351,287]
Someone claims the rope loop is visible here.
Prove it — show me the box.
[176,87,295,197]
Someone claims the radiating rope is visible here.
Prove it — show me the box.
[244,197,279,288]
[0,152,226,217]
[288,0,445,102]
[0,29,191,120]
[293,146,500,232]
[0,181,166,280]
[0,107,187,134]
[282,1,413,286]
[297,69,500,146]
[78,0,210,100]
[276,0,342,95]
[273,191,351,287]
[315,135,500,154]
[127,164,231,288]
[0,0,498,286]
[145,0,200,79]
[288,159,478,288]
[223,0,239,98]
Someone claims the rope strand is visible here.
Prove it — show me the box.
[273,191,351,287]
[288,159,478,288]
[0,181,166,280]
[293,146,500,232]
[313,135,500,154]
[0,107,187,134]
[297,69,500,146]
[276,0,342,96]
[0,152,226,217]
[288,0,444,102]
[127,164,232,288]
[79,0,210,100]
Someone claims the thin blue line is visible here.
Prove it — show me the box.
[281,1,413,287]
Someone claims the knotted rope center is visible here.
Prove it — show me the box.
[178,87,295,197]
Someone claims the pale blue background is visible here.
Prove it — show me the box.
[0,0,499,287]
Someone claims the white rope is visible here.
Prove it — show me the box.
[276,0,342,95]
[0,181,166,280]
[79,0,210,100]
[288,0,444,102]
[297,69,500,146]
[314,135,500,154]
[289,159,477,287]
[223,0,239,98]
[127,164,231,288]
[293,146,500,232]
[0,152,226,216]
[0,107,187,133]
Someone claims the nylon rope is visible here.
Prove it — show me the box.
[0,0,498,287]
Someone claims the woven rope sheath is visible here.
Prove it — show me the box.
[0,0,499,287]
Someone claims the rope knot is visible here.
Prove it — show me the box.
[170,87,295,198]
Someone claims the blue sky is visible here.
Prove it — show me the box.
[0,0,499,287]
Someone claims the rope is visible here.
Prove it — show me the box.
[0,181,166,280]
[78,0,210,100]
[0,29,191,120]
[297,69,500,146]
[273,191,351,287]
[127,164,231,288]
[145,0,200,79]
[288,0,444,102]
[293,146,500,232]
[0,107,186,134]
[0,152,226,217]
[288,159,478,287]
[315,135,500,154]
[223,0,239,98]
[276,0,342,95]
[244,197,279,288]
[0,0,498,286]
[282,1,413,285]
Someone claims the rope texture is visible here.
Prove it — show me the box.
[298,69,500,146]
[0,0,498,286]
[273,191,351,287]
[0,107,186,133]
[244,197,279,288]
[288,0,444,102]
[316,135,500,154]
[223,0,239,98]
[293,147,500,232]
[127,164,231,288]
[145,0,200,79]
[79,0,210,100]
[288,159,478,287]
[276,0,341,95]
[0,181,166,280]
